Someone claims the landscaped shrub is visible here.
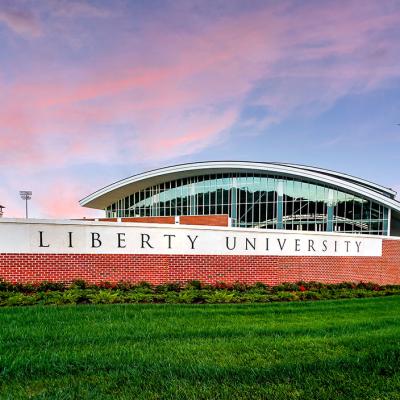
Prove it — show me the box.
[214,281,229,290]
[37,281,66,292]
[232,282,249,292]
[136,281,153,290]
[59,289,90,305]
[5,293,36,306]
[124,292,154,303]
[177,290,203,303]
[298,291,322,300]
[155,282,181,293]
[70,279,88,290]
[0,278,400,306]
[270,291,299,302]
[356,282,382,291]
[88,290,122,304]
[275,283,300,292]
[39,291,63,305]
[240,293,270,303]
[115,281,136,291]
[253,282,268,290]
[164,292,179,303]
[185,280,202,290]
[204,291,237,304]
[0,280,13,292]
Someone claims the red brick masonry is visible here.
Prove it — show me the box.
[179,215,229,226]
[93,215,229,226]
[0,240,399,285]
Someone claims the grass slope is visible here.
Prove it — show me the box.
[1,297,400,399]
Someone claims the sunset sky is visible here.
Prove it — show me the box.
[0,0,399,218]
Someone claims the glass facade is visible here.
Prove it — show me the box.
[106,173,389,235]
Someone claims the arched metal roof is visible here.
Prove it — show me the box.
[79,161,400,213]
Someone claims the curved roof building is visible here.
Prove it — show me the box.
[80,161,400,236]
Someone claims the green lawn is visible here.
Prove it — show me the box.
[1,297,400,399]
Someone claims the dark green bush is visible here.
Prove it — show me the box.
[232,282,249,292]
[298,281,326,291]
[164,292,179,304]
[138,281,152,289]
[115,281,136,291]
[58,289,90,305]
[214,281,229,289]
[357,282,382,291]
[37,281,66,292]
[124,292,154,303]
[89,290,122,304]
[13,283,37,293]
[155,282,181,293]
[39,291,63,305]
[204,291,237,304]
[253,282,268,290]
[299,291,322,300]
[185,280,202,290]
[0,280,15,292]
[177,290,204,304]
[70,279,88,290]
[1,278,400,307]
[270,291,298,302]
[5,293,36,306]
[275,283,299,292]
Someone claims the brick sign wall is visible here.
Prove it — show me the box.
[0,219,399,285]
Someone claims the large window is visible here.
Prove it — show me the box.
[106,173,389,235]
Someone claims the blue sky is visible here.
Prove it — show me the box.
[0,0,399,218]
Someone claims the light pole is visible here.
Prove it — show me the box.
[19,191,32,219]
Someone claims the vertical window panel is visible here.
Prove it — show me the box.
[104,173,387,235]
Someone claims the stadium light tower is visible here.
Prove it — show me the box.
[19,191,32,219]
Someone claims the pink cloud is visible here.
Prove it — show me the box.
[137,108,238,160]
[35,179,100,219]
[0,7,41,37]
[1,2,399,167]
[0,170,102,219]
[1,0,400,217]
[52,1,111,18]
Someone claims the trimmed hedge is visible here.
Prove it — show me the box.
[1,279,400,306]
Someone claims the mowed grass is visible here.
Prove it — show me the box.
[1,297,400,400]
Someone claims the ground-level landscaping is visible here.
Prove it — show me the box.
[1,296,400,399]
[1,280,400,306]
